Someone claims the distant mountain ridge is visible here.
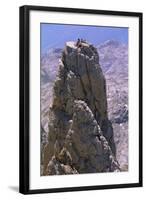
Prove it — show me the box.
[41,40,128,84]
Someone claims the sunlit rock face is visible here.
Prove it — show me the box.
[42,40,120,175]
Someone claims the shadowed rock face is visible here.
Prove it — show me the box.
[42,41,119,175]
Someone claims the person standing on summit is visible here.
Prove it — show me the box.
[76,38,80,47]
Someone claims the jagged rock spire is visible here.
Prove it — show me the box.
[43,40,119,175]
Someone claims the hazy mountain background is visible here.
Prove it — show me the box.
[40,39,128,170]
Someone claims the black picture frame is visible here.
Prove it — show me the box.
[19,5,143,194]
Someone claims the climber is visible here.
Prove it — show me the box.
[76,38,80,47]
[81,38,86,43]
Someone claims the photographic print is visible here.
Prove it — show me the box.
[40,24,128,176]
[19,6,142,194]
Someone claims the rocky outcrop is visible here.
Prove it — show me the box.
[42,40,119,175]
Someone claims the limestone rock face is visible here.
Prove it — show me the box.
[43,41,119,175]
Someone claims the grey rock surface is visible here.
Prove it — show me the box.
[42,41,120,175]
